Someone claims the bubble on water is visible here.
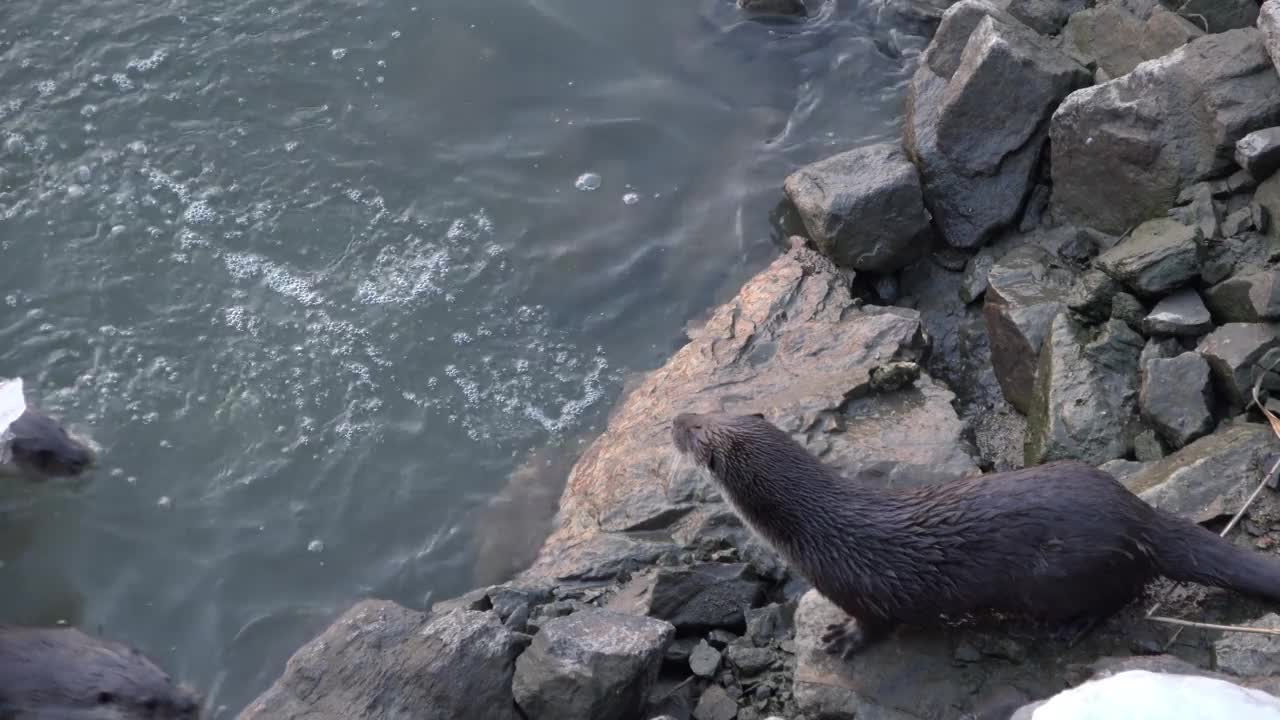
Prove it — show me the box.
[307,539,325,553]
[126,49,168,73]
[452,331,472,345]
[5,295,17,307]
[75,165,91,183]
[622,192,639,205]
[223,252,324,306]
[127,140,149,155]
[66,184,84,198]
[331,48,348,60]
[574,172,601,191]
[183,200,216,224]
[284,140,299,152]
[157,496,172,508]
[0,98,22,120]
[391,30,402,38]
[111,73,134,91]
[34,80,56,97]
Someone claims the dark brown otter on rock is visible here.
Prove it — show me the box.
[671,412,1280,657]
[0,625,202,719]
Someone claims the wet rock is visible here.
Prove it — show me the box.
[1176,0,1258,33]
[1111,292,1147,332]
[1094,218,1200,298]
[1236,127,1280,181]
[1142,288,1213,336]
[726,644,775,676]
[783,142,931,272]
[689,641,722,678]
[1026,315,1144,465]
[1264,1,1280,74]
[745,602,796,647]
[707,629,738,649]
[513,608,674,720]
[1066,268,1122,322]
[607,563,765,633]
[1099,458,1147,484]
[693,685,738,720]
[1133,428,1166,462]
[1140,352,1215,449]
[960,247,998,304]
[1260,172,1280,243]
[241,601,523,720]
[1123,423,1277,524]
[1215,614,1280,677]
[665,637,698,666]
[1140,336,1184,370]
[906,7,1090,248]
[983,245,1077,414]
[1196,323,1280,412]
[1051,29,1280,234]
[1206,271,1280,323]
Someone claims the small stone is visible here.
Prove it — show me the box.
[1141,289,1213,336]
[960,248,998,304]
[726,644,775,677]
[1111,293,1147,332]
[689,640,722,678]
[1196,323,1280,412]
[1140,353,1216,450]
[1133,428,1166,462]
[744,603,795,648]
[1237,127,1280,181]
[707,630,738,649]
[1185,182,1220,240]
[1094,218,1201,298]
[693,685,738,720]
[1215,613,1280,677]
[1066,268,1122,322]
[1204,271,1280,323]
[1222,206,1257,237]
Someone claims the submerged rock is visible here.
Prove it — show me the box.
[783,142,931,272]
[1026,314,1144,465]
[513,609,673,720]
[1139,352,1216,449]
[1196,323,1280,413]
[1093,218,1200,298]
[1141,288,1212,337]
[1051,29,1280,234]
[1204,270,1280,323]
[1236,127,1280,181]
[737,0,806,17]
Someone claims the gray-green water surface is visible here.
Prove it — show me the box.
[0,0,919,713]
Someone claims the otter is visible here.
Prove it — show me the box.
[0,625,202,719]
[671,411,1280,657]
[0,378,95,480]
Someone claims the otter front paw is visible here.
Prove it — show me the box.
[821,620,884,660]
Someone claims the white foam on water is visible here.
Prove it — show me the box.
[0,378,27,432]
[126,49,168,73]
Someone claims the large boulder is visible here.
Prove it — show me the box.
[1051,29,1280,234]
[905,4,1090,248]
[512,608,674,720]
[1196,323,1280,413]
[240,602,524,720]
[1264,1,1280,75]
[1092,218,1200,299]
[1139,352,1216,449]
[1062,5,1201,80]
[520,243,979,584]
[1026,314,1144,465]
[783,143,932,272]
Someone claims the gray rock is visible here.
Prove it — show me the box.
[1184,182,1221,240]
[1197,323,1280,412]
[693,685,738,720]
[1111,292,1147,332]
[1236,127,1280,181]
[745,602,796,647]
[1099,458,1148,484]
[1205,271,1280,323]
[737,0,806,17]
[607,563,765,633]
[1142,288,1213,336]
[783,143,931,272]
[1264,1,1280,76]
[959,247,997,304]
[689,641,722,678]
[241,602,523,720]
[1026,314,1144,465]
[1140,352,1216,448]
[1223,205,1259,237]
[982,245,1077,414]
[1094,218,1201,298]
[1062,6,1148,79]
[1260,171,1280,243]
[706,629,738,649]
[1066,268,1122,322]
[1176,0,1258,33]
[665,637,698,666]
[906,8,1090,248]
[726,644,775,677]
[1141,336,1185,370]
[1142,6,1205,51]
[1003,0,1085,35]
[1051,29,1280,234]
[1215,614,1280,677]
[1133,428,1166,461]
[513,608,674,720]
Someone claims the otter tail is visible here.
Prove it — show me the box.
[1153,515,1280,603]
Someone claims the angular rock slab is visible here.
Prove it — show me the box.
[1236,127,1280,181]
[606,562,766,633]
[1215,614,1280,678]
[905,6,1090,248]
[1261,1,1280,76]
[1063,5,1201,80]
[783,142,931,272]
[1205,271,1280,323]
[1051,29,1280,234]
[1176,0,1258,33]
[1026,314,1144,466]
[1139,352,1215,449]
[1197,323,1280,413]
[240,602,523,720]
[1142,288,1212,337]
[1093,218,1200,299]
[513,608,674,720]
[519,244,978,584]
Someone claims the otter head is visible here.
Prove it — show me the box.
[6,407,96,479]
[672,411,796,484]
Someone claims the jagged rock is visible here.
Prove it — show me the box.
[1142,288,1213,336]
[1124,423,1277,524]
[1236,127,1280,181]
[693,685,738,720]
[1063,5,1181,79]
[726,644,775,676]
[960,246,998,304]
[689,641,721,678]
[1140,336,1184,370]
[1196,323,1280,412]
[1258,172,1280,243]
[707,630,737,649]
[1003,0,1086,35]
[240,602,523,720]
[982,245,1077,414]
[905,6,1090,248]
[1051,29,1280,234]
[1093,218,1201,298]
[1066,268,1122,322]
[1143,6,1205,50]
[606,563,765,633]
[783,143,931,272]
[1026,314,1144,465]
[513,609,674,720]
[745,602,796,647]
[1215,614,1280,678]
[1176,0,1258,33]
[1223,205,1259,237]
[1183,182,1221,240]
[1139,352,1215,449]
[1099,458,1147,484]
[1263,1,1280,75]
[1111,292,1147,332]
[1205,271,1280,323]
[1203,230,1276,286]
[1133,428,1166,461]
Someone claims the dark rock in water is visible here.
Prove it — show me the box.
[783,143,931,272]
[242,601,523,720]
[1066,268,1122,322]
[1003,0,1085,35]
[1176,0,1258,33]
[1026,314,1144,465]
[983,245,1077,414]
[1110,292,1147,333]
[607,563,765,633]
[1124,423,1278,524]
[1215,614,1280,678]
[1196,323,1280,412]
[513,608,673,720]
[1093,218,1200,298]
[1236,127,1280,181]
[1263,2,1280,75]
[1139,352,1216,449]
[689,640,722,678]
[905,6,1090,248]
[1205,271,1280,323]
[693,685,738,720]
[737,0,806,17]
[1133,428,1166,462]
[1141,288,1213,336]
[726,644,776,676]
[1051,29,1280,234]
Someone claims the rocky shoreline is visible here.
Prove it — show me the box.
[241,1,1280,719]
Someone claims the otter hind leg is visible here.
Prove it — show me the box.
[821,617,893,659]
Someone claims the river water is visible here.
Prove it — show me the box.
[0,0,919,713]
